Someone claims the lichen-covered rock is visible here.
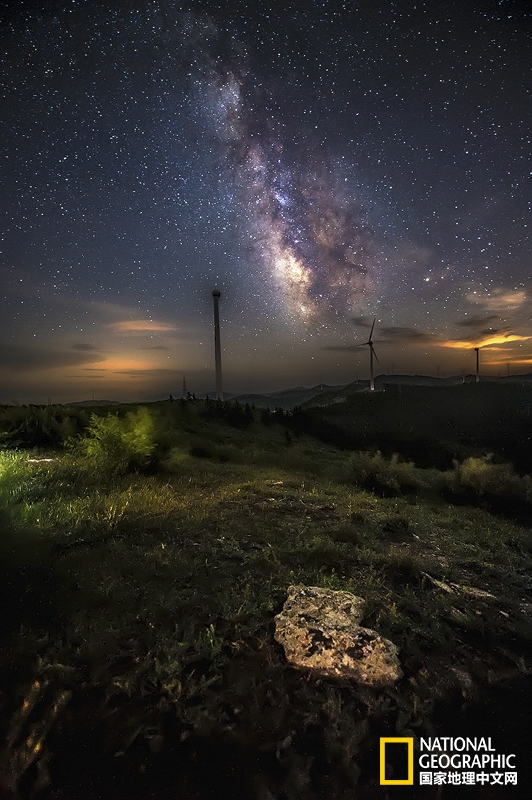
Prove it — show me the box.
[274,585,402,687]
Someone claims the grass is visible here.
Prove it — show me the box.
[0,402,531,797]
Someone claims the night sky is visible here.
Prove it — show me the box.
[2,0,531,403]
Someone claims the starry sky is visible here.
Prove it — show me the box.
[1,0,531,403]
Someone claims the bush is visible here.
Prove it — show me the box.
[350,451,420,495]
[452,455,524,497]
[73,407,156,475]
[0,406,86,449]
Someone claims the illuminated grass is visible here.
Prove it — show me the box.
[0,418,531,796]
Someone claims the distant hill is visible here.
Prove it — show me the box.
[63,373,532,410]
[232,384,348,410]
[382,373,532,387]
[290,381,532,473]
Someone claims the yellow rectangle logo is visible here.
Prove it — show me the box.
[380,737,414,785]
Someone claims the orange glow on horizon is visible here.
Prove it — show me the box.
[442,334,531,350]
[83,357,156,373]
[484,357,532,366]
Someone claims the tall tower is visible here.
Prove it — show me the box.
[212,290,223,401]
[474,347,480,383]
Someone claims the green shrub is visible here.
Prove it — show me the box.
[73,407,156,475]
[0,406,86,449]
[350,451,420,494]
[452,455,523,497]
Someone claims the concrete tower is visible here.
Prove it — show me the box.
[212,290,223,400]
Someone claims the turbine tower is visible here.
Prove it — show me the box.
[356,317,379,391]
[212,289,223,401]
[474,347,480,383]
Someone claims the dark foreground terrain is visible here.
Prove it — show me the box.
[0,389,531,798]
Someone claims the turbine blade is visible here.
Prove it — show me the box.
[371,345,379,364]
[369,317,376,341]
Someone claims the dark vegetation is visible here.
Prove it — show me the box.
[295,383,532,473]
[0,386,531,798]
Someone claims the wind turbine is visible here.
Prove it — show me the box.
[212,290,223,400]
[356,317,379,391]
[474,346,480,383]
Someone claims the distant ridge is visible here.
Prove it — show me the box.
[56,372,532,410]
[67,400,121,407]
[232,384,347,410]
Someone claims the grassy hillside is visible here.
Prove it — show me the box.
[298,382,532,473]
[0,399,531,798]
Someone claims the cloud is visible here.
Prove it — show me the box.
[0,346,106,371]
[72,343,102,351]
[326,319,532,356]
[111,368,182,377]
[323,343,370,353]
[111,320,177,333]
[442,333,531,350]
[67,374,105,379]
[483,355,532,367]
[465,288,528,311]
[453,314,512,339]
[456,314,501,330]
[79,356,160,373]
[324,323,436,351]
[376,326,436,345]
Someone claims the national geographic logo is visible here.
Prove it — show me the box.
[380,738,414,785]
[380,736,518,787]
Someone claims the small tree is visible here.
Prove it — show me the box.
[76,407,156,475]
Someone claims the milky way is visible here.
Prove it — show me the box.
[241,143,379,323]
[188,15,380,325]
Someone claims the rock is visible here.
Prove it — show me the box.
[274,585,402,687]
